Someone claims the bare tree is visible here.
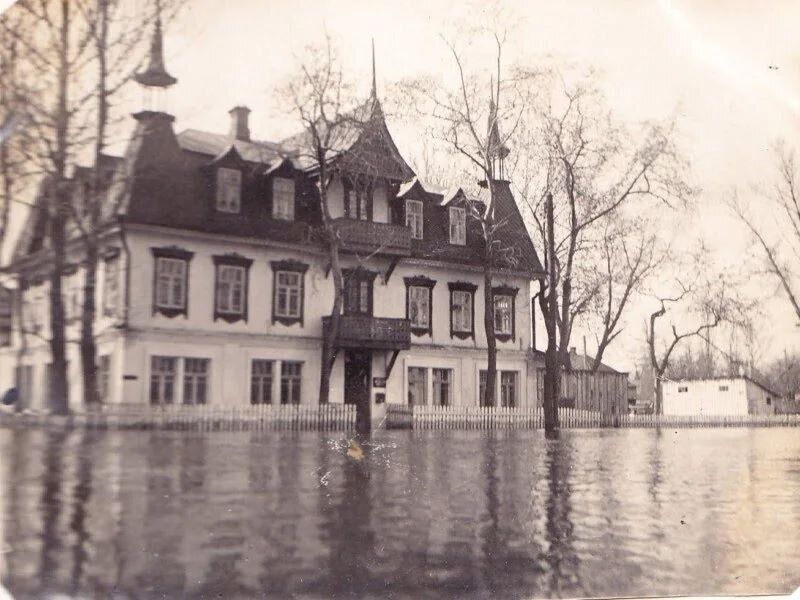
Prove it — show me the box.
[0,0,101,413]
[646,265,749,414]
[515,74,691,425]
[408,32,533,406]
[67,0,181,408]
[584,215,666,373]
[733,142,800,321]
[282,37,377,407]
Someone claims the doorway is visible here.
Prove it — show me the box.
[344,350,371,432]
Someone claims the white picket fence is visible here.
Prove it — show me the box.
[385,404,800,430]
[1,403,357,431]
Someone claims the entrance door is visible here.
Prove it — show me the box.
[344,350,371,406]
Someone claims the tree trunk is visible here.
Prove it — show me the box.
[319,233,343,405]
[542,192,559,437]
[13,277,28,413]
[80,243,99,406]
[654,371,664,415]
[483,264,497,407]
[48,188,69,415]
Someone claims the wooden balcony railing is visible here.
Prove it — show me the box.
[332,218,412,256]
[323,314,411,350]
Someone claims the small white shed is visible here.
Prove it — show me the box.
[662,377,777,416]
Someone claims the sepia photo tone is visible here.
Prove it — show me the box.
[0,0,798,597]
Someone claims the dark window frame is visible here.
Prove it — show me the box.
[270,259,309,327]
[215,166,243,213]
[151,246,194,318]
[212,253,253,323]
[343,268,377,316]
[448,281,477,340]
[343,175,373,221]
[492,284,519,343]
[280,361,303,405]
[404,275,436,337]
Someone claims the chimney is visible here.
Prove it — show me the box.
[229,106,251,142]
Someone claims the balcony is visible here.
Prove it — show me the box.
[331,218,412,256]
[322,315,411,350]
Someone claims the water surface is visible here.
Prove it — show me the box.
[0,427,797,598]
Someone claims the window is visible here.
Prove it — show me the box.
[408,367,427,406]
[64,275,81,322]
[251,359,274,405]
[155,258,187,310]
[449,206,466,245]
[183,358,209,405]
[678,386,688,393]
[150,356,176,405]
[152,247,193,318]
[405,276,436,336]
[492,285,518,342]
[501,371,517,407]
[767,397,772,406]
[280,361,302,405]
[97,355,111,402]
[479,370,488,407]
[346,186,370,221]
[405,199,423,239]
[719,385,729,392]
[449,282,477,339]
[494,296,512,335]
[23,286,43,333]
[103,256,119,317]
[433,368,452,406]
[14,365,33,406]
[276,272,301,317]
[272,177,295,220]
[216,167,241,213]
[216,265,245,315]
[408,287,430,328]
[344,270,375,315]
[271,260,308,326]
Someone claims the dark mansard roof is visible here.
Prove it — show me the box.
[10,100,543,278]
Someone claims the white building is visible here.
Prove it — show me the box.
[661,377,778,416]
[0,18,543,424]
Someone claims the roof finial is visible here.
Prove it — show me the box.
[134,0,177,89]
[371,38,377,100]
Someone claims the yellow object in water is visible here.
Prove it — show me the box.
[346,439,364,461]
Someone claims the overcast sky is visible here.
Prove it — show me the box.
[3,0,799,372]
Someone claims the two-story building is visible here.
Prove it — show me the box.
[0,19,543,418]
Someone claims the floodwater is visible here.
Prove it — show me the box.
[0,427,798,599]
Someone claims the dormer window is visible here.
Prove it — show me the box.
[405,199,423,239]
[346,183,370,220]
[272,178,295,220]
[449,206,466,245]
[216,168,241,213]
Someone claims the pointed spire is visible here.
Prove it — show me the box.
[487,79,509,162]
[371,38,377,100]
[134,0,177,89]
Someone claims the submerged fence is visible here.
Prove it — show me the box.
[386,404,800,430]
[1,403,357,432]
